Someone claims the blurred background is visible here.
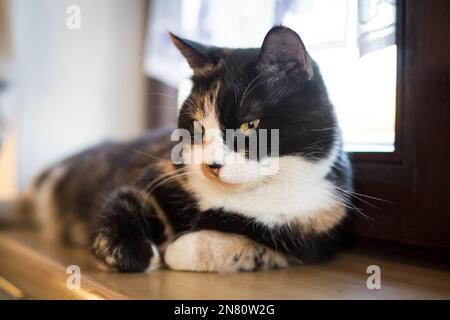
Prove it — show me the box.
[0,0,397,200]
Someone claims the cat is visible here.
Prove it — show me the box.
[22,26,352,273]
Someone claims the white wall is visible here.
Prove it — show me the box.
[10,0,147,189]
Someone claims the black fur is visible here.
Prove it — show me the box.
[93,187,163,272]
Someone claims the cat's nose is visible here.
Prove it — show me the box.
[206,162,223,176]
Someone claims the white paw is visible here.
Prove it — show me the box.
[164,230,288,272]
[164,232,203,271]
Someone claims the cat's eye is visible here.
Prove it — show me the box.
[240,119,260,135]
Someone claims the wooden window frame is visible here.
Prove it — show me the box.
[350,0,450,253]
[349,0,410,211]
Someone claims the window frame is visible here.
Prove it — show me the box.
[349,0,450,252]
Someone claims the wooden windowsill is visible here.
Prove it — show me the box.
[0,230,449,300]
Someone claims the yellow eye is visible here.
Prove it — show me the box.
[240,119,260,135]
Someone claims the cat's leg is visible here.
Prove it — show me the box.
[164,230,288,272]
[91,186,169,272]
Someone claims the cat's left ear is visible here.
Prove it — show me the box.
[257,26,313,80]
[169,32,220,72]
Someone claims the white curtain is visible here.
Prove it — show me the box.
[358,0,396,56]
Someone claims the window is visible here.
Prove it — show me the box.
[146,0,397,152]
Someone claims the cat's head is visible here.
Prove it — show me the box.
[171,26,339,190]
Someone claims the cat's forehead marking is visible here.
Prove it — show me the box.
[194,80,221,131]
[203,80,221,117]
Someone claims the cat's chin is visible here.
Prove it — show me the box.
[194,167,256,191]
[202,171,246,189]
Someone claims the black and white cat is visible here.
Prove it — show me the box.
[24,26,352,272]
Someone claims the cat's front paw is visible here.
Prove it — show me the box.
[91,231,160,272]
[91,187,162,272]
[164,230,288,272]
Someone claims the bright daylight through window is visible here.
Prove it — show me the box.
[147,0,397,152]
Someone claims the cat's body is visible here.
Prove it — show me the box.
[24,27,352,272]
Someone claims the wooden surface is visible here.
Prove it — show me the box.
[0,230,449,300]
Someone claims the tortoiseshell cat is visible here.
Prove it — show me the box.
[24,27,352,272]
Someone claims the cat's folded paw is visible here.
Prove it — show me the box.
[164,230,288,272]
[91,232,160,272]
[164,232,204,271]
[91,187,162,272]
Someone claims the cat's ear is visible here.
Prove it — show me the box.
[257,26,313,80]
[169,32,218,71]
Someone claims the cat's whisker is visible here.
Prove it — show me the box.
[145,91,179,100]
[143,166,188,191]
[149,106,179,109]
[132,149,170,162]
[239,69,270,108]
[142,171,191,203]
[335,187,393,204]
[332,197,372,222]
[141,167,189,199]
[310,127,338,132]
[332,187,380,209]
[241,78,267,106]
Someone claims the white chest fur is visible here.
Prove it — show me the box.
[186,154,340,227]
